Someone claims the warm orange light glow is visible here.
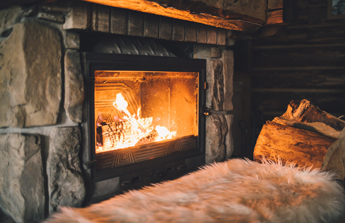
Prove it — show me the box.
[81,0,260,31]
[155,125,176,142]
[94,70,199,155]
[96,93,176,153]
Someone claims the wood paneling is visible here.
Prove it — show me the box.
[251,0,345,126]
[254,24,345,45]
[252,68,345,89]
[252,90,345,120]
[253,45,345,68]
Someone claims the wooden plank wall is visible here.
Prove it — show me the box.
[251,0,345,122]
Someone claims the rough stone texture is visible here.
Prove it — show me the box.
[0,20,62,127]
[205,114,228,163]
[0,134,45,223]
[64,50,84,123]
[64,31,80,49]
[194,45,235,163]
[210,47,221,58]
[48,127,85,213]
[37,11,65,23]
[212,59,224,111]
[223,50,234,111]
[89,177,120,204]
[224,114,234,159]
[63,1,88,30]
[0,6,24,36]
[193,45,220,109]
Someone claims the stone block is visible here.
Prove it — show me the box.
[64,50,84,123]
[225,114,234,159]
[205,114,228,164]
[210,47,221,58]
[226,30,235,46]
[37,11,65,23]
[89,177,120,203]
[212,59,224,111]
[0,6,24,36]
[223,50,234,111]
[48,127,85,213]
[63,1,89,30]
[0,134,45,223]
[38,1,71,14]
[64,31,80,49]
[0,20,62,127]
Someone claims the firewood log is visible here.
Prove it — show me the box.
[253,121,336,169]
[253,99,345,171]
[273,99,345,138]
[135,130,159,146]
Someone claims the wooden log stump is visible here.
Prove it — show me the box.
[254,99,345,175]
[253,121,336,169]
[273,99,345,138]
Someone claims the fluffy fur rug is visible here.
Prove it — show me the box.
[44,159,345,223]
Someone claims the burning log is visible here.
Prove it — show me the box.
[135,130,159,146]
[254,99,345,173]
[96,117,154,152]
[100,121,131,148]
[95,93,175,153]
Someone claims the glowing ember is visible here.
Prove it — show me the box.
[155,125,176,141]
[96,93,176,153]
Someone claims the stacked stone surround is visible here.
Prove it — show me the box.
[194,46,234,163]
[0,1,234,223]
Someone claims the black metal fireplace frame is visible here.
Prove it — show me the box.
[83,52,206,183]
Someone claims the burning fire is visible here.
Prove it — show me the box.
[96,93,176,153]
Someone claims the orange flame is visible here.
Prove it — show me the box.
[96,93,176,153]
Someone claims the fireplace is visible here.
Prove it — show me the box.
[0,1,236,222]
[83,52,206,184]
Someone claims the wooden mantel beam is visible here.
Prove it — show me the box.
[81,0,266,32]
[0,0,272,32]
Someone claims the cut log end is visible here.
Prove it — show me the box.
[254,99,344,174]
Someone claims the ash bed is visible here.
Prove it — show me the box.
[44,158,345,223]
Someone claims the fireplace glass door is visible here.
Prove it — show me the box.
[94,70,199,169]
[84,53,206,181]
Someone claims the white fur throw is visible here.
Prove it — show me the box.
[44,159,345,223]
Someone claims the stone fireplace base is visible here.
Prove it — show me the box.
[0,2,234,222]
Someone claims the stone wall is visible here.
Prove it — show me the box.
[0,4,85,223]
[194,46,234,163]
[0,2,234,222]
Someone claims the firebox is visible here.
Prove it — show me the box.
[83,52,206,187]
